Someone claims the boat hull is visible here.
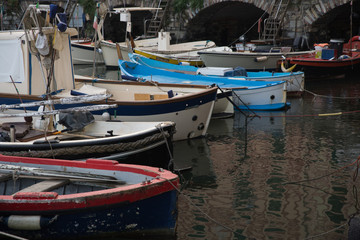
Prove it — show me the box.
[119,60,288,111]
[71,40,104,65]
[0,156,179,239]
[0,116,175,169]
[198,50,313,71]
[231,83,287,110]
[288,53,360,78]
[73,79,217,141]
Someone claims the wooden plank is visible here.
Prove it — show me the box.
[153,94,168,100]
[16,179,69,193]
[134,93,151,100]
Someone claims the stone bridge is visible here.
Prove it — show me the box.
[110,0,354,44]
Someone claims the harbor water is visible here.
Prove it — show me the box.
[75,65,360,239]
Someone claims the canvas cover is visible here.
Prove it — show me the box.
[0,39,25,83]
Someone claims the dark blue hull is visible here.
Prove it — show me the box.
[0,190,178,240]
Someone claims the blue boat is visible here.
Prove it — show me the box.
[130,53,305,95]
[119,59,289,110]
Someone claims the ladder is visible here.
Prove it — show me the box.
[145,0,171,38]
[262,0,290,43]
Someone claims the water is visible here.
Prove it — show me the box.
[75,65,360,239]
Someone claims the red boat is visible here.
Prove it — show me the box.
[285,36,360,78]
[0,155,179,239]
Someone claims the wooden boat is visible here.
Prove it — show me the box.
[71,39,104,65]
[70,78,218,140]
[198,46,313,71]
[0,154,179,239]
[118,59,289,111]
[0,100,176,169]
[285,36,360,78]
[130,53,305,96]
[0,12,218,141]
[133,48,205,67]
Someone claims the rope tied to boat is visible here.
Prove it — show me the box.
[156,124,174,171]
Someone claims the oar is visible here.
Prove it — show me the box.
[0,164,126,184]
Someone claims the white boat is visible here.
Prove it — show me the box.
[71,39,104,65]
[198,47,314,71]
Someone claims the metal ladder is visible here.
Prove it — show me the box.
[262,0,290,43]
[145,0,171,38]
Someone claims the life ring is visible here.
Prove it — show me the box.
[281,61,297,72]
[351,36,360,42]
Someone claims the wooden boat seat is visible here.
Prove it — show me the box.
[16,179,70,193]
[134,93,168,101]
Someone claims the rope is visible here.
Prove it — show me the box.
[281,156,360,186]
[256,109,360,119]
[227,1,273,47]
[1,132,169,158]
[304,222,348,239]
[160,176,243,238]
[0,231,28,240]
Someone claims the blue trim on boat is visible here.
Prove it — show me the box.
[1,88,217,116]
[237,102,290,111]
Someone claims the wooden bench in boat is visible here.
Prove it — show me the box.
[134,93,168,100]
[16,179,70,193]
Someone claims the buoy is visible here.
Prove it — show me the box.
[281,61,297,72]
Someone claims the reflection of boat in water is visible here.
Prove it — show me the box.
[234,98,304,133]
[173,138,216,187]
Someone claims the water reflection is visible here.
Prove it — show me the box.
[73,65,360,239]
[175,82,360,239]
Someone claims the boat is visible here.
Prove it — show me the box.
[71,38,104,65]
[0,154,179,239]
[285,36,360,78]
[99,7,216,68]
[0,6,218,141]
[130,53,305,96]
[101,34,215,68]
[118,59,289,111]
[133,48,205,67]
[69,78,219,141]
[0,98,176,169]
[197,46,313,71]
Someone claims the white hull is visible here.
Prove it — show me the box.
[100,40,127,68]
[231,82,287,110]
[103,101,214,141]
[198,50,314,71]
[72,77,217,141]
[229,72,305,94]
[71,41,104,65]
